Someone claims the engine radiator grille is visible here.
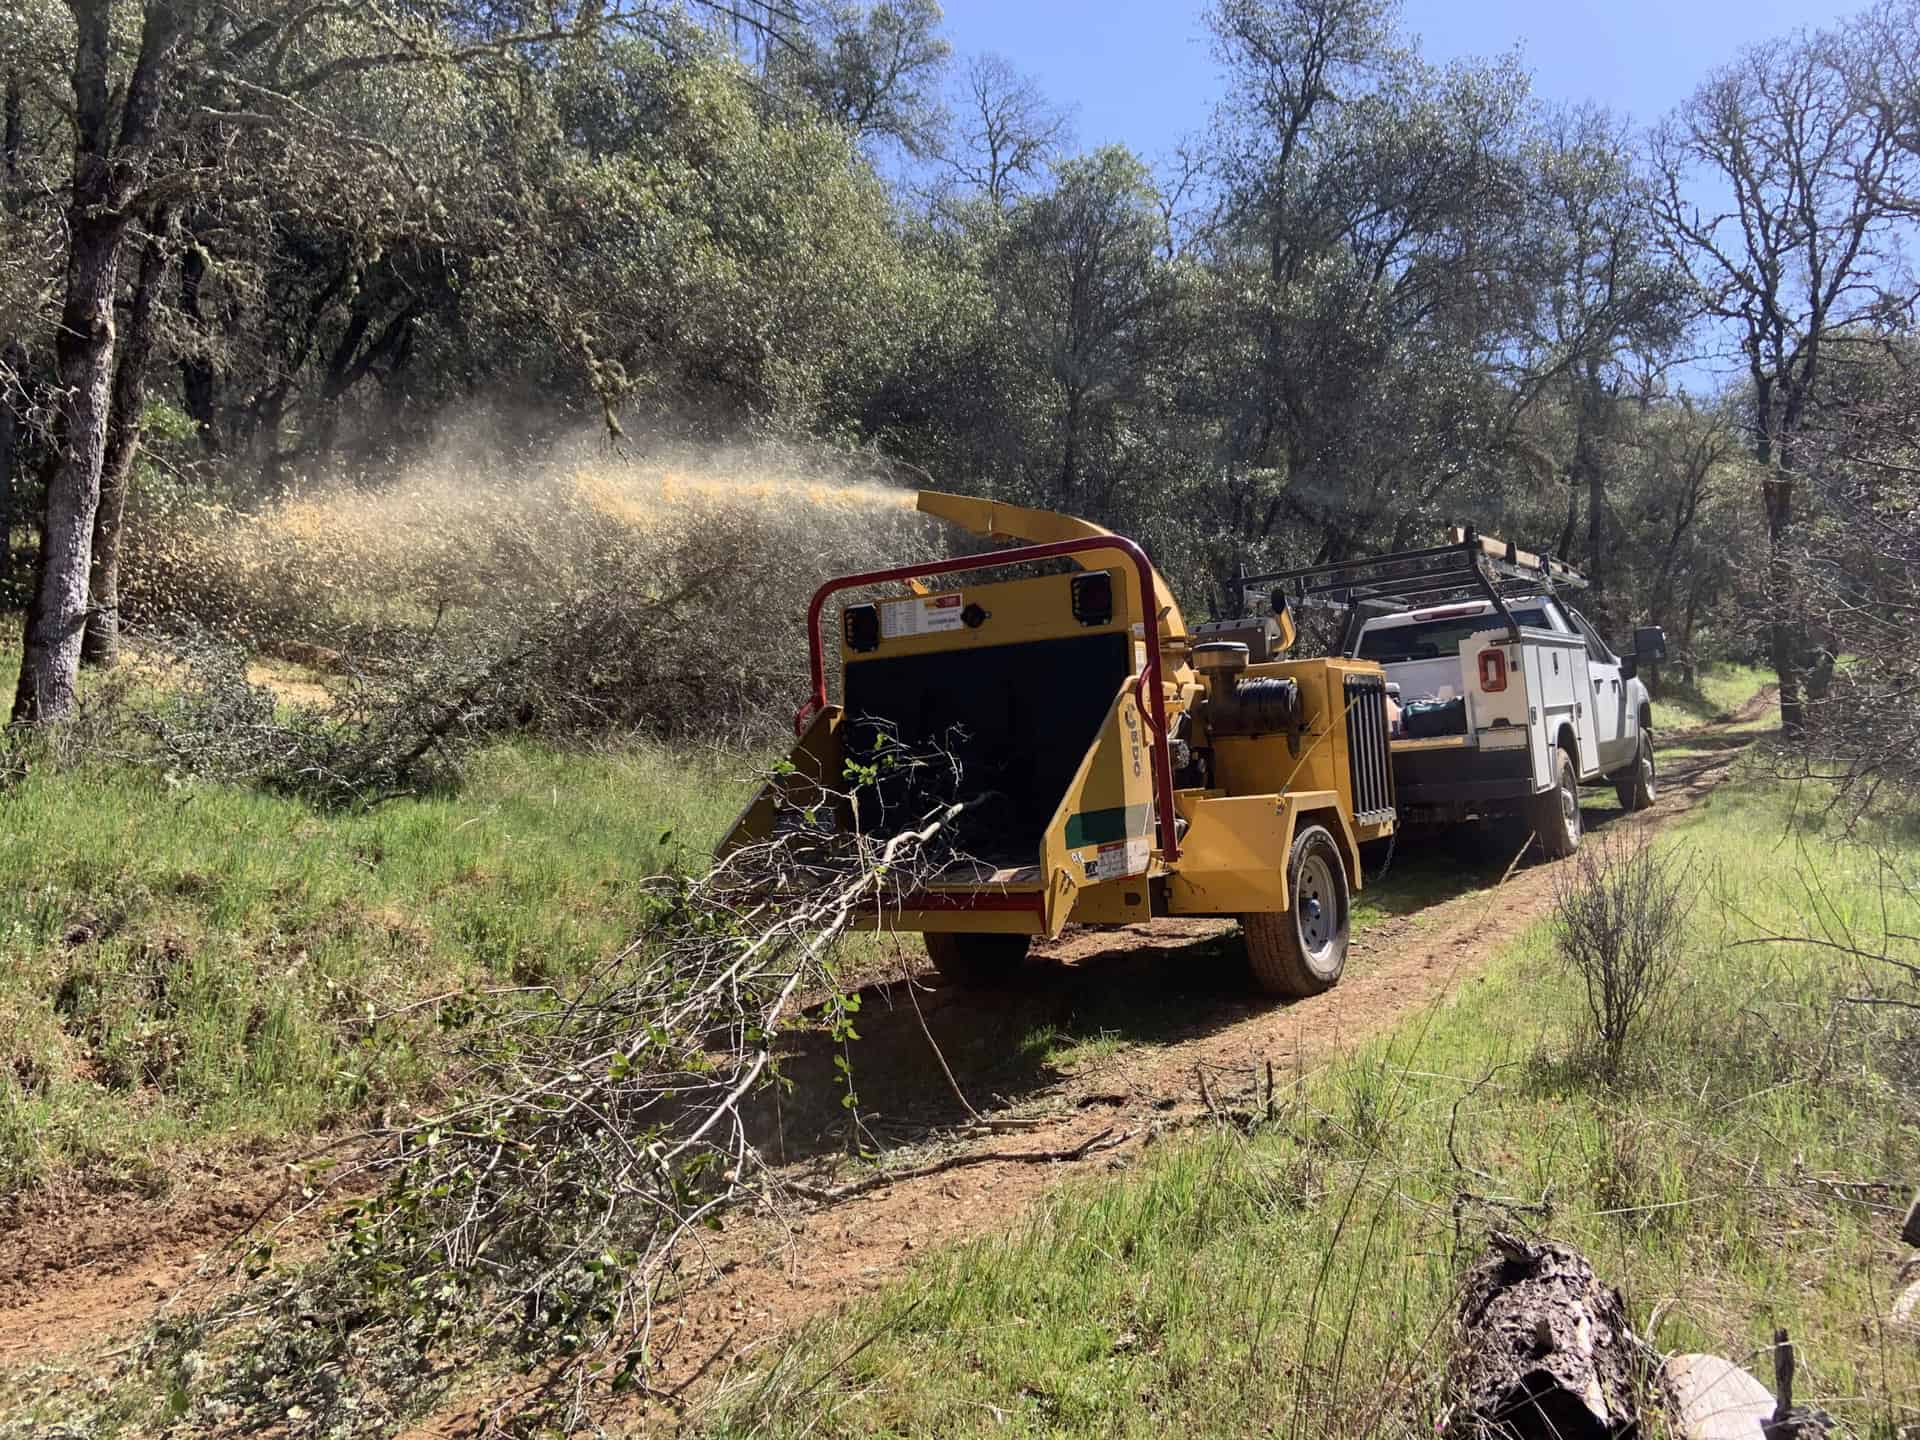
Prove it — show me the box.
[1344,673,1397,826]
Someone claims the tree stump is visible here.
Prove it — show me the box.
[1450,1235,1641,1440]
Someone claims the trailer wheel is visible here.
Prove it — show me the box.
[923,932,1030,985]
[1243,824,1349,998]
[1528,746,1583,859]
[1614,732,1656,811]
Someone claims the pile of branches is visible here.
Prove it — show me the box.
[165,741,980,1434]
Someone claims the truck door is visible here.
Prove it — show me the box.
[1566,607,1629,772]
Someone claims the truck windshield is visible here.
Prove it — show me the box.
[1356,608,1549,663]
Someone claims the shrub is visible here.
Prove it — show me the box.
[1550,834,1698,1081]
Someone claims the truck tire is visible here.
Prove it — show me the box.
[923,932,1030,985]
[1614,732,1656,811]
[1243,824,1349,998]
[1528,746,1583,859]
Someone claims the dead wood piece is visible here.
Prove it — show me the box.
[1901,1186,1920,1248]
[1892,1278,1920,1336]
[1658,1353,1773,1440]
[1760,1330,1834,1440]
[1451,1236,1640,1440]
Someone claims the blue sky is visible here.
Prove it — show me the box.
[936,0,1861,167]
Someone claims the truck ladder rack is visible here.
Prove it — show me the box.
[1237,528,1587,653]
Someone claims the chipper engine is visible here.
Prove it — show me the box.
[719,492,1397,997]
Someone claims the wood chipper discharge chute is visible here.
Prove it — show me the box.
[719,491,1398,996]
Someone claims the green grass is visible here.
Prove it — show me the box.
[0,738,756,1193]
[1651,660,1775,732]
[0,650,1780,1195]
[707,773,1920,1440]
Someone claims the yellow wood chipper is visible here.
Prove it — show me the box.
[720,491,1397,996]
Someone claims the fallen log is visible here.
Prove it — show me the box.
[1901,1187,1919,1248]
[1450,1233,1640,1440]
[1893,1277,1919,1337]
[1659,1353,1773,1440]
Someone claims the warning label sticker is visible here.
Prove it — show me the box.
[880,592,965,638]
[1081,836,1150,882]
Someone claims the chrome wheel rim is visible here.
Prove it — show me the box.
[1561,774,1581,842]
[1295,852,1338,964]
[1641,743,1656,800]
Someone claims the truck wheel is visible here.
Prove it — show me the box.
[1528,747,1583,859]
[1614,732,1657,811]
[923,932,1030,985]
[1243,824,1349,998]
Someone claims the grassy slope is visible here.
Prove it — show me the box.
[0,736,755,1192]
[709,769,1919,1439]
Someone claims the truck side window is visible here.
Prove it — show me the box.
[1564,608,1615,665]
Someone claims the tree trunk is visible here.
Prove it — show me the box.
[83,214,170,669]
[1585,426,1604,599]
[1573,365,1604,593]
[1557,474,1579,564]
[1763,474,1803,740]
[13,209,124,723]
[179,230,219,450]
[1058,383,1081,507]
[3,67,20,198]
[0,342,19,589]
[2,72,19,590]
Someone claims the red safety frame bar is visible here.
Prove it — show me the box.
[797,535,1181,863]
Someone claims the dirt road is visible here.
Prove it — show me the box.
[0,715,1766,1411]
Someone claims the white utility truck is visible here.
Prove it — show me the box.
[1223,530,1666,857]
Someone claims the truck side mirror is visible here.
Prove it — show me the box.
[1633,626,1668,662]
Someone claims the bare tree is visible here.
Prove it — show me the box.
[1649,16,1920,738]
[943,53,1071,207]
[81,207,172,668]
[11,0,189,724]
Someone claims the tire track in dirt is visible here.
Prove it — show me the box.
[0,714,1768,1412]
[0,1158,302,1365]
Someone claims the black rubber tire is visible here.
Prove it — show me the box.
[1613,731,1657,811]
[923,931,1030,985]
[1242,824,1350,998]
[1528,746,1584,859]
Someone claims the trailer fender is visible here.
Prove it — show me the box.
[1167,789,1361,916]
[1295,802,1365,896]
